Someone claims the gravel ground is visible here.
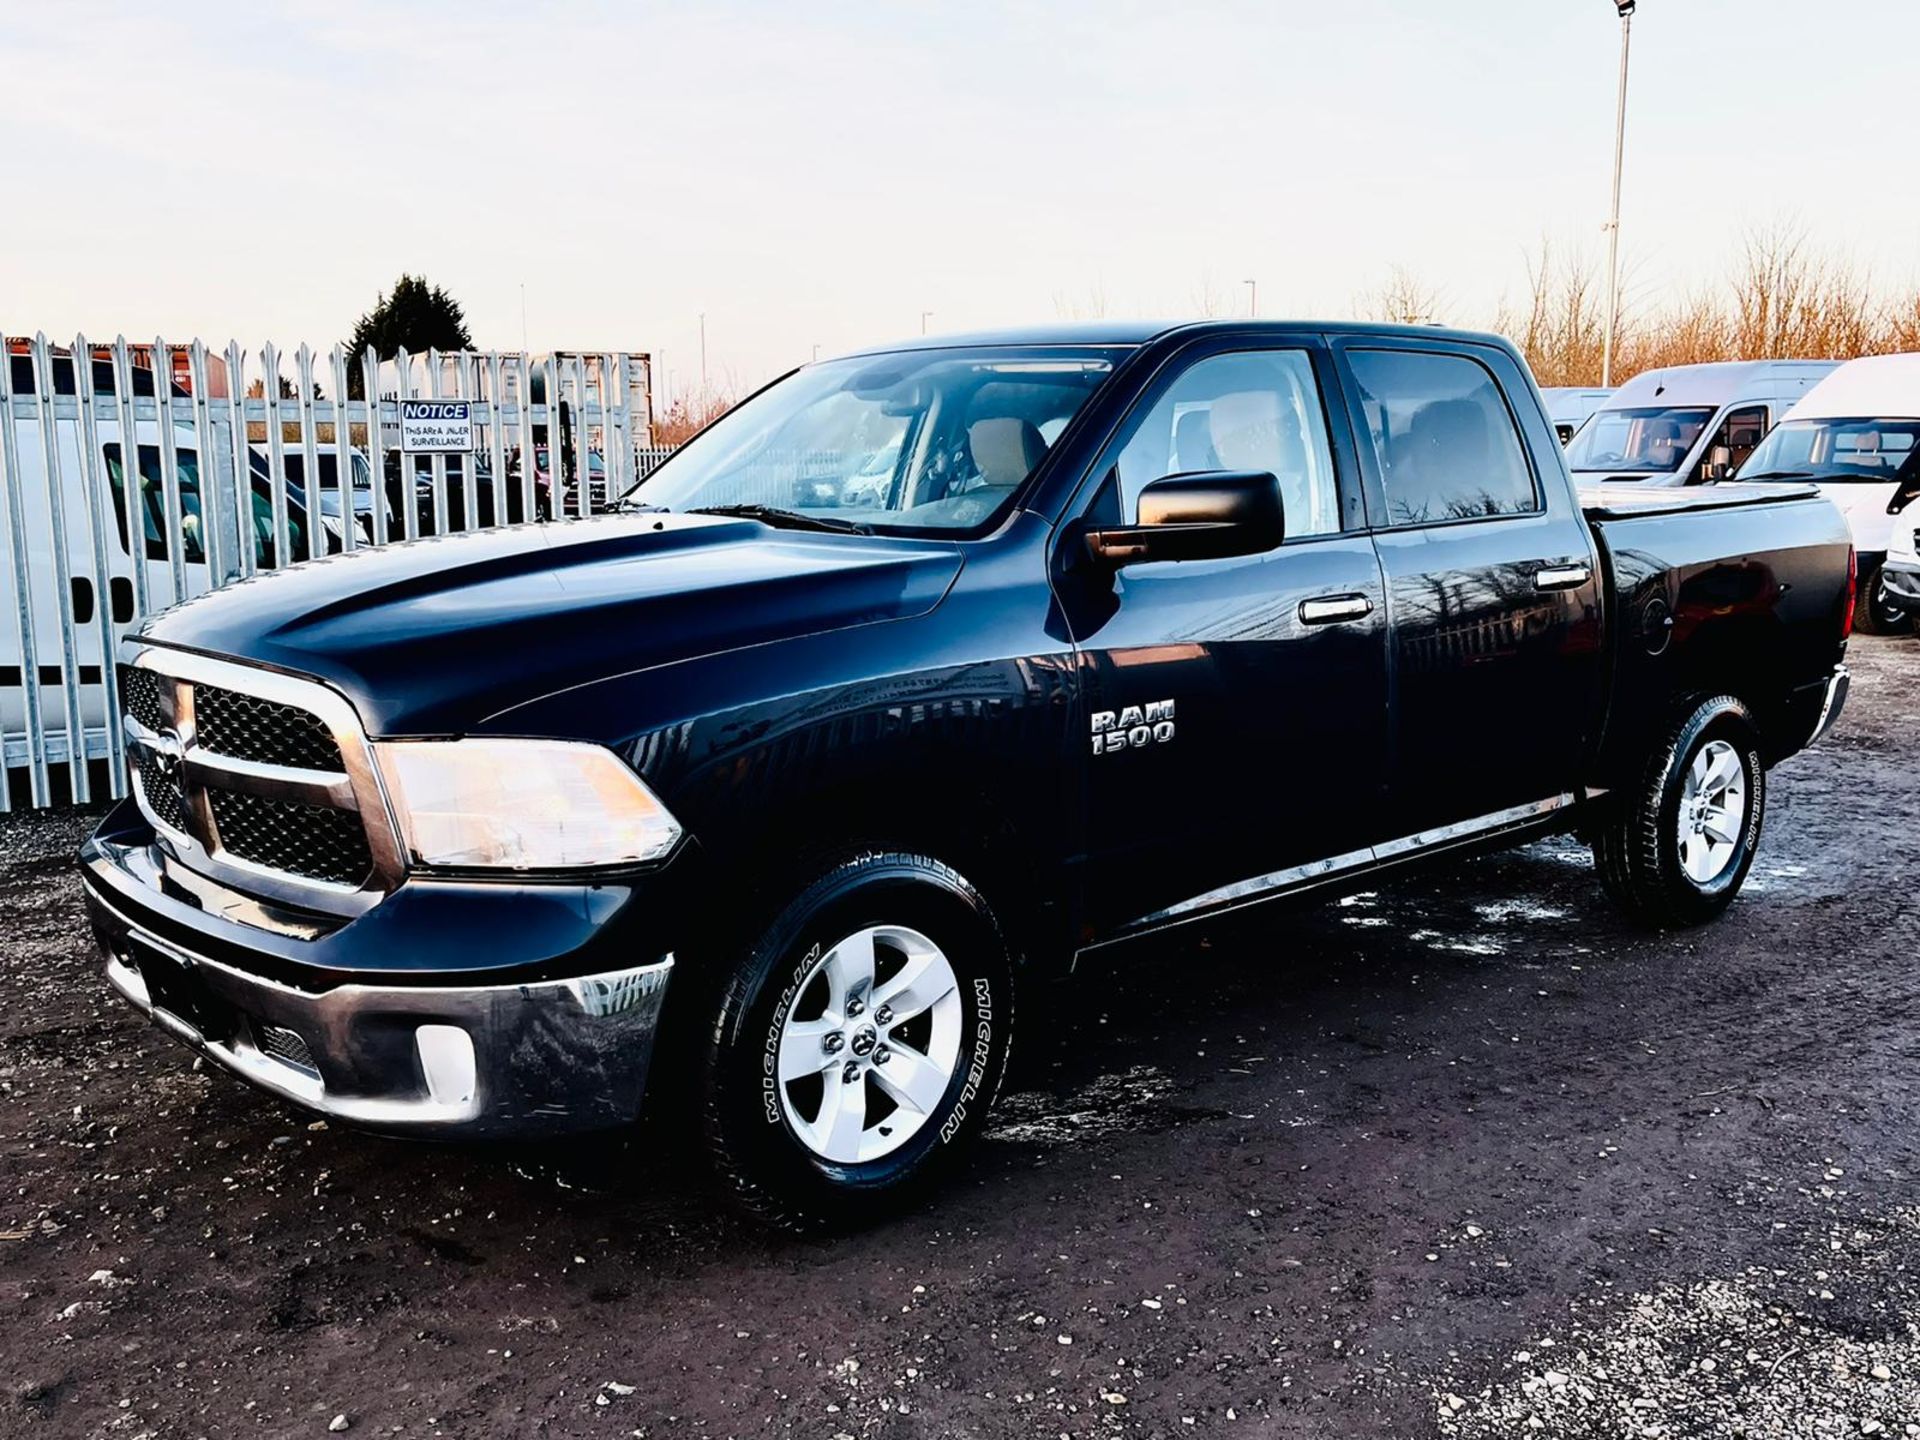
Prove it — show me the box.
[2,636,1916,1439]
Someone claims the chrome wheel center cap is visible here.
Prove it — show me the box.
[848,1024,878,1058]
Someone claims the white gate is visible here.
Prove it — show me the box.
[0,333,670,811]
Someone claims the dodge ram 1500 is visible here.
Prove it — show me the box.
[82,322,1854,1227]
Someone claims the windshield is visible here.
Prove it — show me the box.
[628,346,1120,533]
[1564,405,1715,474]
[1738,417,1920,484]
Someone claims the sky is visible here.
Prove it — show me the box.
[3,1,1916,402]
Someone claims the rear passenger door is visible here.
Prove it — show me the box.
[1331,338,1604,840]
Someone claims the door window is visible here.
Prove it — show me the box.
[1704,404,1768,478]
[104,444,206,562]
[1347,350,1538,524]
[104,444,296,568]
[1112,350,1341,539]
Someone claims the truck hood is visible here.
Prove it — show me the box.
[135,514,963,735]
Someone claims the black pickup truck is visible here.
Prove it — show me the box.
[81,322,1853,1227]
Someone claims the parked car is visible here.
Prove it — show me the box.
[1539,385,1613,445]
[522,445,608,516]
[266,447,390,546]
[1565,360,1837,486]
[385,452,541,535]
[82,321,1854,1229]
[1736,353,1920,634]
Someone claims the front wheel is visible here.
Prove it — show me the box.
[1854,563,1913,636]
[1593,694,1766,928]
[699,852,1015,1231]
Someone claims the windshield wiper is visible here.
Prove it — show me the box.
[1740,469,1813,481]
[689,503,873,535]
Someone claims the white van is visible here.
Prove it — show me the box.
[1736,352,1920,634]
[1539,386,1613,445]
[1564,360,1838,487]
[1,356,323,785]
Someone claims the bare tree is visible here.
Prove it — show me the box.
[1357,266,1444,327]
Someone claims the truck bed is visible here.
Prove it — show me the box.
[1578,479,1824,522]
[1581,478,1852,780]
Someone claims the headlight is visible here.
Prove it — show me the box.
[373,739,683,870]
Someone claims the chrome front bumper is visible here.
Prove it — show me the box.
[98,920,672,1139]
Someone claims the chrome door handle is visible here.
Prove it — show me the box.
[1299,594,1374,625]
[1534,563,1592,591]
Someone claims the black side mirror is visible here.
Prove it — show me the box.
[1085,470,1285,567]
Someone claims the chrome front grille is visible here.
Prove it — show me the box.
[137,759,191,837]
[194,684,346,771]
[207,789,374,887]
[119,664,166,732]
[118,649,404,914]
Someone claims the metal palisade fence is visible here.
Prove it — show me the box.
[0,333,674,811]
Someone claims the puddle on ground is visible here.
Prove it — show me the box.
[1409,929,1504,956]
[1471,898,1571,925]
[986,1064,1197,1146]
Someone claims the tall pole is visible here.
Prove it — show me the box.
[920,310,933,335]
[698,313,707,393]
[1244,278,1257,318]
[1601,2,1634,388]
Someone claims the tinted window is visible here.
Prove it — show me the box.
[1113,349,1341,539]
[1347,350,1537,524]
[105,443,302,568]
[104,443,206,563]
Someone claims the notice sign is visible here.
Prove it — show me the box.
[399,399,476,453]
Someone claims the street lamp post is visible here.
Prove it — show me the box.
[920,310,933,335]
[1601,0,1635,388]
[1244,278,1258,318]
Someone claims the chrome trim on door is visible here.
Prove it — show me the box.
[1534,564,1592,591]
[1299,594,1374,625]
[1117,793,1578,935]
[1370,792,1576,860]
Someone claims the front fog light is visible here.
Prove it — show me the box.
[374,738,683,870]
[415,1024,476,1106]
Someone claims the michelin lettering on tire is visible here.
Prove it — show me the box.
[939,976,995,1144]
[762,942,822,1126]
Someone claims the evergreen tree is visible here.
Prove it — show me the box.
[344,275,473,396]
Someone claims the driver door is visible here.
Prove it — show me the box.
[1057,338,1390,936]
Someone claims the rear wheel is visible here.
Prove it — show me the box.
[1593,694,1765,928]
[699,851,1014,1231]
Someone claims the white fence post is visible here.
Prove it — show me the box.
[72,335,127,800]
[0,336,48,806]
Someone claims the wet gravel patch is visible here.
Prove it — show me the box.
[1,636,1916,1437]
